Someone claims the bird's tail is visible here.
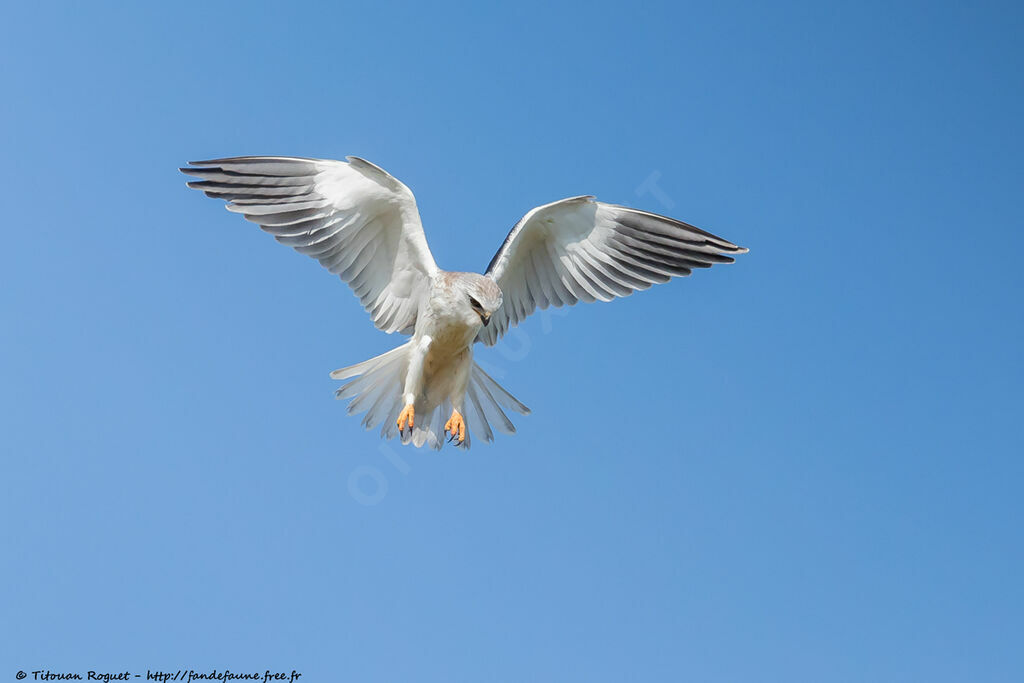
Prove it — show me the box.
[330,343,529,450]
[462,363,531,447]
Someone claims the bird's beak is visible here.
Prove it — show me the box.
[480,312,491,327]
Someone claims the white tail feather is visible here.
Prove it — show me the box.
[331,343,530,449]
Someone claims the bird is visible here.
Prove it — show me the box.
[181,155,747,449]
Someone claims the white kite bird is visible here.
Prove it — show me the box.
[182,156,747,449]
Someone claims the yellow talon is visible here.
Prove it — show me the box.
[397,404,415,432]
[444,409,466,444]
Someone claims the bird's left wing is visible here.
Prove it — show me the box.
[477,196,747,345]
[182,156,438,334]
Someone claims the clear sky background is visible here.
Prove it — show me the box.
[2,2,1022,681]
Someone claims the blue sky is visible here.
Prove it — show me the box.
[2,1,1022,681]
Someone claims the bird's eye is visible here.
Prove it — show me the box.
[469,296,481,309]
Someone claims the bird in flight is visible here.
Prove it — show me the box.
[182,156,747,449]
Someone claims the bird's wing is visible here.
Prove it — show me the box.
[182,156,438,334]
[477,196,747,345]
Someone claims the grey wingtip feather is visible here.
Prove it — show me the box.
[559,194,596,204]
[345,156,399,184]
[187,155,322,165]
[345,155,382,172]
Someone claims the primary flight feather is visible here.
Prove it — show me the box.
[181,155,747,449]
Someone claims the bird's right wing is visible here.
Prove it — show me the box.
[477,196,747,345]
[181,156,438,334]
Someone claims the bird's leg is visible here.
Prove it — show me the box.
[445,351,472,445]
[396,404,415,433]
[398,336,431,435]
[445,410,466,444]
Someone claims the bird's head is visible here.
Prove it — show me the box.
[458,273,503,327]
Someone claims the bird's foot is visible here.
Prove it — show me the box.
[445,409,466,444]
[397,404,415,434]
